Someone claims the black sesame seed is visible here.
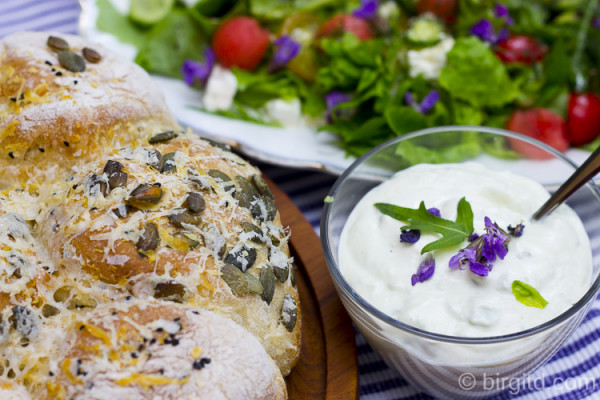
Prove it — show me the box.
[45,60,53,66]
[173,317,181,322]
[39,148,45,153]
[125,295,132,301]
[192,357,211,370]
[9,97,16,102]
[131,352,138,359]
[51,68,56,72]
[138,344,144,352]
[74,80,78,85]
[192,310,199,315]
[150,338,157,345]
[79,325,85,331]
[156,327,164,332]
[72,184,78,190]
[8,152,14,159]
[19,93,24,100]
[55,71,63,76]
[63,141,70,147]
[159,368,164,375]
[49,371,54,377]
[112,311,117,316]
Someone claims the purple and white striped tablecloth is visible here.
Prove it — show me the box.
[2,2,600,398]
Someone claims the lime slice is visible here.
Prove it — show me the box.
[129,0,175,26]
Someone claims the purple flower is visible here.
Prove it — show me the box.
[469,261,490,277]
[353,0,379,20]
[404,90,440,114]
[400,229,421,244]
[468,233,480,242]
[594,17,600,29]
[494,3,514,25]
[269,35,301,73]
[427,207,441,217]
[508,223,525,237]
[481,217,509,262]
[325,91,352,122]
[470,19,508,45]
[181,48,215,86]
[411,255,435,286]
[449,246,477,270]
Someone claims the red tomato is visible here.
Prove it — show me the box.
[417,0,457,23]
[495,36,546,64]
[567,93,600,146]
[317,15,374,41]
[212,17,270,70]
[506,108,569,159]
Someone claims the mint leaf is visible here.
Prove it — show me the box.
[512,280,548,309]
[374,198,474,254]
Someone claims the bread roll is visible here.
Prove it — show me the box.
[38,134,301,375]
[41,299,286,400]
[0,31,301,397]
[0,31,178,190]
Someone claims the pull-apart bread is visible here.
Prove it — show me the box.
[0,31,300,399]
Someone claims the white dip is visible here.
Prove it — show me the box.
[339,163,592,337]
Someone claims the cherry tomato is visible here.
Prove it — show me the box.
[506,108,568,159]
[317,14,374,41]
[417,0,457,23]
[567,92,600,146]
[278,13,321,81]
[495,36,547,65]
[212,17,270,70]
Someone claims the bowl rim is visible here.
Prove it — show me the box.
[321,125,600,344]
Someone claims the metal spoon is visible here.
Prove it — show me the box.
[533,144,600,220]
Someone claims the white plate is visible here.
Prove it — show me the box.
[78,0,591,179]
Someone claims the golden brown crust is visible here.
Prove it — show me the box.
[0,32,178,189]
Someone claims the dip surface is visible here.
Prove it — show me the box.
[339,163,592,337]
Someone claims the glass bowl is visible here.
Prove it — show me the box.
[321,126,600,399]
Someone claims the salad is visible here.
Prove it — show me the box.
[96,0,600,159]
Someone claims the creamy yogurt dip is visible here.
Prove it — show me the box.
[339,162,592,337]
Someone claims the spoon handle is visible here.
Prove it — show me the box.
[533,144,600,220]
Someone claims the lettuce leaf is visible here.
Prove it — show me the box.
[440,37,518,108]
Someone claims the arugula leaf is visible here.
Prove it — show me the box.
[96,0,148,48]
[374,198,474,253]
[439,37,518,108]
[512,280,549,309]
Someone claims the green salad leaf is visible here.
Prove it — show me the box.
[374,198,474,254]
[512,280,549,309]
[440,37,518,108]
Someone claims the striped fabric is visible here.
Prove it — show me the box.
[2,2,600,399]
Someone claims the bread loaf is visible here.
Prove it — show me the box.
[0,32,301,398]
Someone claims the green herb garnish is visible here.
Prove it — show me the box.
[374,197,473,254]
[512,280,548,309]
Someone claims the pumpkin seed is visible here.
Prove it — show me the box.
[273,264,289,283]
[242,221,264,243]
[270,246,289,283]
[175,232,203,249]
[201,137,230,151]
[145,149,163,171]
[11,306,38,338]
[161,152,177,173]
[250,174,273,199]
[137,223,160,252]
[148,131,178,144]
[235,176,260,209]
[168,208,202,228]
[153,281,186,303]
[225,245,257,272]
[57,50,85,72]
[208,169,235,194]
[262,196,277,222]
[184,192,205,214]
[245,272,263,295]
[260,266,275,304]
[103,160,127,190]
[47,36,68,52]
[41,304,60,318]
[290,264,297,286]
[221,264,249,297]
[88,173,109,197]
[251,197,277,222]
[127,184,163,208]
[281,294,297,332]
[53,286,71,303]
[66,294,97,310]
[82,47,101,63]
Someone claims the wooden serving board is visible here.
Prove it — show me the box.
[266,177,359,400]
